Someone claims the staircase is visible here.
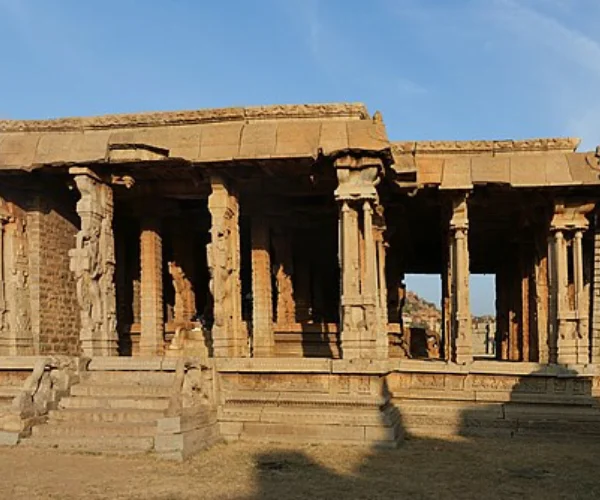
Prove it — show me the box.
[22,369,176,454]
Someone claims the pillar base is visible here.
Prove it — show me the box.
[81,339,119,357]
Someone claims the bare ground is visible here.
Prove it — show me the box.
[2,436,600,500]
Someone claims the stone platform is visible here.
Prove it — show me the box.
[1,356,600,458]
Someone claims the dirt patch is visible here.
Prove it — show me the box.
[1,437,599,499]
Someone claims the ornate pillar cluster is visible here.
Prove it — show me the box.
[207,174,245,358]
[549,201,594,364]
[68,167,118,356]
[335,155,388,359]
[448,194,472,364]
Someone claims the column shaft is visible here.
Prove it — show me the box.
[139,218,164,356]
[251,218,274,357]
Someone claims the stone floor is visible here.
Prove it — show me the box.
[2,437,599,499]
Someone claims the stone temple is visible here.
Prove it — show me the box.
[0,103,599,458]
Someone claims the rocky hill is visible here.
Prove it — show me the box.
[403,290,494,330]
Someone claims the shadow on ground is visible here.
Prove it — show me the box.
[249,369,600,500]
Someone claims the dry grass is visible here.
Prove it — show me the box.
[1,436,600,499]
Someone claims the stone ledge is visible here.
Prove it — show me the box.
[216,358,332,373]
[87,357,210,371]
[0,357,44,370]
[0,103,369,132]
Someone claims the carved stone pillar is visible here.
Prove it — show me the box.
[207,175,245,358]
[0,206,33,356]
[251,218,274,357]
[374,205,389,356]
[139,217,164,356]
[550,201,594,365]
[68,167,118,356]
[449,194,472,364]
[335,155,387,359]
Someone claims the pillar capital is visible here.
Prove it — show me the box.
[334,155,383,202]
[449,193,469,232]
[551,200,595,232]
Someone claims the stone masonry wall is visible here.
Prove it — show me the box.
[28,188,80,355]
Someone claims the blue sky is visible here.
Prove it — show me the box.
[1,0,599,315]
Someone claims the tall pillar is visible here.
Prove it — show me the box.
[449,194,472,364]
[535,238,550,364]
[339,201,361,358]
[69,167,118,356]
[335,155,387,359]
[251,218,274,357]
[207,175,245,358]
[139,217,164,356]
[374,204,389,358]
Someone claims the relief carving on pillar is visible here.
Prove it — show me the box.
[6,217,31,347]
[0,200,33,355]
[207,175,243,356]
[68,168,117,355]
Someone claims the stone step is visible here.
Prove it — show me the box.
[20,435,154,453]
[48,408,165,424]
[84,371,175,387]
[59,396,170,411]
[32,422,156,438]
[71,384,173,398]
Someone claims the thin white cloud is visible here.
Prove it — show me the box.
[275,0,428,101]
[487,0,600,149]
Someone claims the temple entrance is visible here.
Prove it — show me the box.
[113,173,212,356]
